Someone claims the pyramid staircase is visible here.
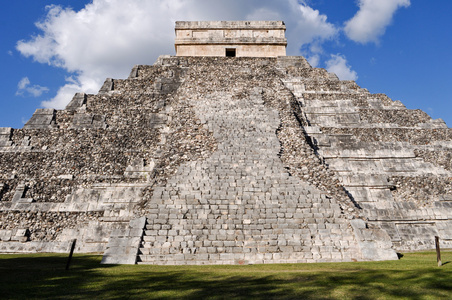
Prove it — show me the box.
[282,69,452,251]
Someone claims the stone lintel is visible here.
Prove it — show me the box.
[175,21,286,30]
[175,38,287,46]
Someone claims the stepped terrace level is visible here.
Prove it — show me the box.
[175,21,287,57]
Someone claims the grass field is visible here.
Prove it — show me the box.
[1,251,451,299]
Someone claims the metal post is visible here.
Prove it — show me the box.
[66,239,77,270]
[435,236,442,267]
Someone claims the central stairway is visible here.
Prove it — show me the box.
[101,57,400,265]
[131,60,396,265]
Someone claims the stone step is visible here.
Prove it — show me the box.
[319,148,415,159]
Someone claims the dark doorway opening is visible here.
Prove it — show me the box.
[226,48,236,57]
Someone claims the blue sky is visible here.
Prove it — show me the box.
[1,0,451,128]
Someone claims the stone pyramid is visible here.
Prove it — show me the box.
[1,23,452,265]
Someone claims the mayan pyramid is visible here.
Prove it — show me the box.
[1,21,451,265]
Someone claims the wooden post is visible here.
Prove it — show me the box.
[66,239,77,270]
[435,236,442,267]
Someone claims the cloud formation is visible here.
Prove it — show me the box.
[16,0,341,109]
[289,2,337,64]
[344,0,410,44]
[325,54,358,81]
[15,77,49,97]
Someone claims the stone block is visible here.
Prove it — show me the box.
[0,230,13,241]
[129,217,147,230]
[0,127,12,135]
[128,65,139,79]
[351,220,398,261]
[24,109,56,129]
[66,93,87,111]
[99,78,113,94]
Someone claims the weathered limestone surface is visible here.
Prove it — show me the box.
[0,55,450,264]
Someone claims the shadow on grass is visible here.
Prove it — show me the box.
[1,254,452,299]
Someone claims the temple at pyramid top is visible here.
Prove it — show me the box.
[175,21,287,57]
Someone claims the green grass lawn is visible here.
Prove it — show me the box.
[1,251,451,299]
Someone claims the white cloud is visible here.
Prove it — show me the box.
[246,1,338,55]
[245,7,282,22]
[16,0,340,108]
[41,76,95,109]
[307,54,320,68]
[325,54,358,81]
[17,77,30,90]
[293,2,337,46]
[16,77,49,97]
[344,0,410,44]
